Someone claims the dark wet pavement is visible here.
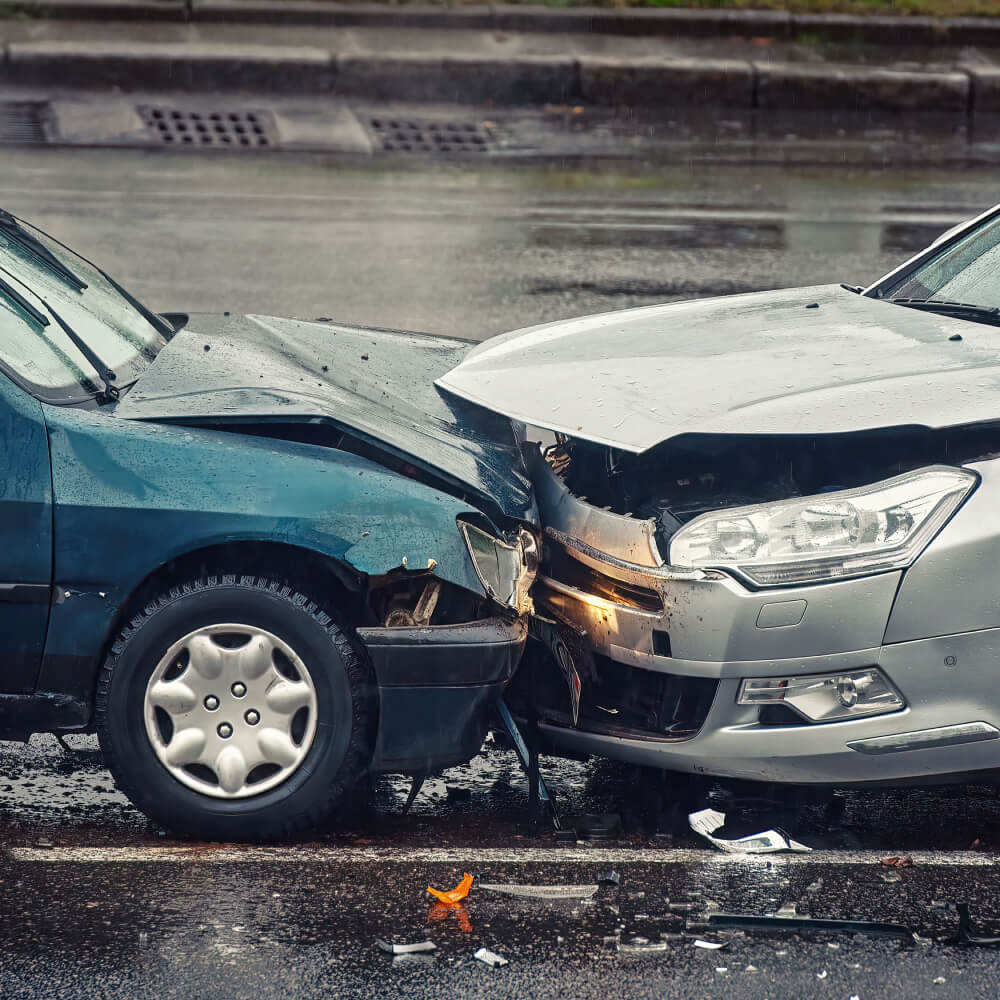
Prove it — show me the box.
[4,148,1000,996]
[5,846,1000,999]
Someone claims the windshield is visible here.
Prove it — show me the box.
[0,219,167,402]
[885,211,1000,310]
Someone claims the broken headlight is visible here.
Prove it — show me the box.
[459,521,538,612]
[667,466,977,587]
[738,668,904,722]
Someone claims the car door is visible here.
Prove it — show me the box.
[0,372,52,692]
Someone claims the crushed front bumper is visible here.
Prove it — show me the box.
[534,471,1000,785]
[358,616,527,774]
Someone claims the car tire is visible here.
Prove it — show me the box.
[96,573,371,840]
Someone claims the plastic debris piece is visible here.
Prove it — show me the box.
[597,868,620,887]
[478,883,598,900]
[817,970,828,979]
[934,977,946,985]
[881,855,914,868]
[913,932,933,947]
[618,939,668,954]
[957,902,1000,945]
[716,967,728,973]
[745,964,759,972]
[427,873,474,904]
[709,913,911,940]
[689,808,811,854]
[669,902,699,914]
[376,939,437,955]
[693,939,726,950]
[474,947,508,968]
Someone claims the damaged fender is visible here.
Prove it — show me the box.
[35,403,502,718]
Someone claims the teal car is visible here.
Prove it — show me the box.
[0,211,537,839]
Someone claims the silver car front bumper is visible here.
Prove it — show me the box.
[535,458,1000,785]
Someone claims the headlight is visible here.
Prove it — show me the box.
[738,668,904,722]
[668,466,977,587]
[459,521,538,612]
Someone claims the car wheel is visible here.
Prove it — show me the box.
[96,573,371,840]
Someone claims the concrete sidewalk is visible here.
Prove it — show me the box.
[11,0,1000,47]
[1,14,999,112]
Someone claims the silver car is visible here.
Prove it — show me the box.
[439,202,1000,787]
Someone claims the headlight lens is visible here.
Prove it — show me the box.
[738,668,904,722]
[459,521,537,611]
[668,466,977,587]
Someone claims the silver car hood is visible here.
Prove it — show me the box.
[437,284,1000,453]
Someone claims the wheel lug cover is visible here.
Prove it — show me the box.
[204,695,220,711]
[231,682,247,698]
[245,709,260,726]
[217,722,233,739]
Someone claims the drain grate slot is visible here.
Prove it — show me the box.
[138,106,278,148]
[368,116,500,154]
[0,102,49,145]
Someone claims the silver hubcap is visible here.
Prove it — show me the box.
[144,624,319,799]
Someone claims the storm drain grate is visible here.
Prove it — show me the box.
[0,102,49,145]
[368,116,499,154]
[138,106,278,148]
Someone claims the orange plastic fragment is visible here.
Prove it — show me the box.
[427,872,474,904]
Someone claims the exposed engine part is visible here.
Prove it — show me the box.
[384,580,441,627]
[543,424,1000,551]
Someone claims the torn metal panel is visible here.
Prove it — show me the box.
[438,284,1000,453]
[689,808,811,854]
[531,448,662,568]
[113,314,536,522]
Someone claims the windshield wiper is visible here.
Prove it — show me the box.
[0,265,119,401]
[0,274,50,328]
[0,209,88,292]
[891,297,1000,327]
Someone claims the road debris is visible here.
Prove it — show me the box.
[709,913,911,940]
[478,883,598,900]
[957,902,1000,945]
[693,940,727,950]
[817,970,828,980]
[474,947,509,968]
[881,855,914,868]
[618,938,668,954]
[597,869,621,888]
[689,808,811,854]
[376,939,437,955]
[427,873,474,904]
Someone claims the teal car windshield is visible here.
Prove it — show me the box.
[0,219,167,402]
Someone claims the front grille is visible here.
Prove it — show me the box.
[582,655,717,739]
[509,641,717,742]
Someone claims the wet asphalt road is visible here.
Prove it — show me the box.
[4,147,1000,997]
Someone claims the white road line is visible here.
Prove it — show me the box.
[4,846,997,866]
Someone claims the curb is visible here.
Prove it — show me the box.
[5,41,336,91]
[0,43,989,116]
[6,1,1000,46]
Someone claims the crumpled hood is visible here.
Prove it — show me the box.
[114,313,535,521]
[436,284,1000,453]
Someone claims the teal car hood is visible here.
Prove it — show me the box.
[114,313,535,522]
